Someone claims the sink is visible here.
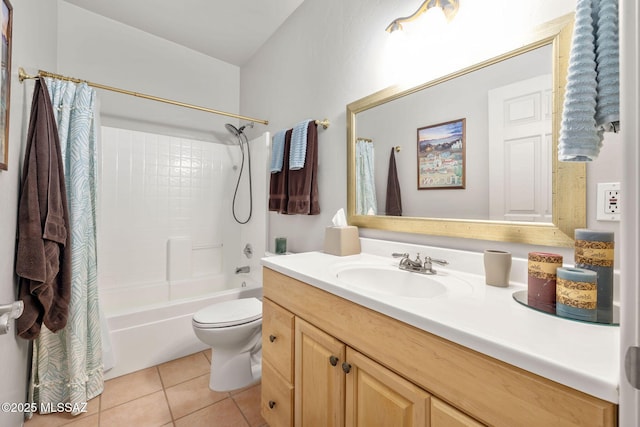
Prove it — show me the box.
[334,265,472,299]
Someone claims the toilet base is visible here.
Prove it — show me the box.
[209,348,262,391]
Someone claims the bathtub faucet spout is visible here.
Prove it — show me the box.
[235,266,250,274]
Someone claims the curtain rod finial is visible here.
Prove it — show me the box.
[18,67,33,82]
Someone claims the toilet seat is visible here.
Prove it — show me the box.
[193,297,262,328]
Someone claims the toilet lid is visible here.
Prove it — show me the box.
[193,297,262,328]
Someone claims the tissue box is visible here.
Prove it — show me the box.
[324,226,361,256]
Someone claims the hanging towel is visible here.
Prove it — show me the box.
[355,139,377,215]
[385,147,402,216]
[15,79,71,340]
[270,130,287,173]
[558,0,619,161]
[269,129,292,213]
[593,0,620,129]
[289,119,313,170]
[287,121,320,215]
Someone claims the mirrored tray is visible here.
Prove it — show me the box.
[512,290,619,326]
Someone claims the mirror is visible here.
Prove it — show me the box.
[347,13,584,247]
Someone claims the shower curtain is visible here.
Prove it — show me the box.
[30,78,103,413]
[355,139,377,215]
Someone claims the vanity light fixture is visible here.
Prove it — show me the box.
[385,0,459,33]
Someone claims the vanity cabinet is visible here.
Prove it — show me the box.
[261,298,294,427]
[262,267,617,427]
[295,317,431,427]
[295,317,345,426]
[345,345,431,426]
[430,398,484,427]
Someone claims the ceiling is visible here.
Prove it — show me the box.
[61,0,305,66]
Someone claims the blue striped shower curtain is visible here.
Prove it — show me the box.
[30,78,103,413]
[356,139,377,215]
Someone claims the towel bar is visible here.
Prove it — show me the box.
[315,119,330,129]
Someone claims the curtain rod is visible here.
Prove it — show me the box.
[18,67,269,126]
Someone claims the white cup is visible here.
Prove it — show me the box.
[483,250,512,287]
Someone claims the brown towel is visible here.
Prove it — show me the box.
[269,129,292,214]
[15,79,71,340]
[287,121,320,215]
[385,147,402,216]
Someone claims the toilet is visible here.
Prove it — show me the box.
[192,297,262,391]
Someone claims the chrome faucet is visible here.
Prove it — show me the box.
[392,253,448,275]
[235,265,251,274]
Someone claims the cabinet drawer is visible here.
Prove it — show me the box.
[431,398,484,427]
[263,298,295,382]
[262,360,293,427]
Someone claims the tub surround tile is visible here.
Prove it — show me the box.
[165,374,228,419]
[158,352,211,388]
[100,390,172,427]
[101,367,163,410]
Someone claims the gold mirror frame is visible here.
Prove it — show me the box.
[347,14,584,247]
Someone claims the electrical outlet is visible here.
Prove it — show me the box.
[597,182,621,221]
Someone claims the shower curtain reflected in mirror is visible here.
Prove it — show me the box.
[30,78,103,415]
[356,138,377,215]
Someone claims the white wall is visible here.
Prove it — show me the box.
[0,1,58,426]
[241,0,622,260]
[56,1,240,143]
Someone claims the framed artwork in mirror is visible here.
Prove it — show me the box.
[417,118,465,190]
[0,0,11,170]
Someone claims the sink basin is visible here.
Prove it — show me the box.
[334,265,472,299]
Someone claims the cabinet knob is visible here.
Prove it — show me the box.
[342,362,352,374]
[329,355,339,366]
[269,334,277,343]
[268,400,276,409]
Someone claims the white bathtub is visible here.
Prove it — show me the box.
[103,279,262,380]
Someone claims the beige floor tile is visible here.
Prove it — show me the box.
[101,367,163,410]
[25,413,62,427]
[62,414,99,427]
[202,349,212,362]
[26,395,100,427]
[232,384,265,427]
[158,352,210,388]
[100,390,172,427]
[165,374,228,419]
[26,353,263,427]
[174,399,249,427]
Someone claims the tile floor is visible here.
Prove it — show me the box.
[25,350,267,427]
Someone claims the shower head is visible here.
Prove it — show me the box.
[225,123,241,137]
[225,122,254,137]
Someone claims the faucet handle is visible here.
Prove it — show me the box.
[426,257,448,266]
[392,252,409,258]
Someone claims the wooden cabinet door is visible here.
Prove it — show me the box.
[431,398,485,427]
[263,298,295,382]
[345,348,431,427]
[295,317,346,427]
[262,360,294,427]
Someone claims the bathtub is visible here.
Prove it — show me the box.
[103,278,262,380]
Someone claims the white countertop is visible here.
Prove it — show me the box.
[261,242,620,404]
